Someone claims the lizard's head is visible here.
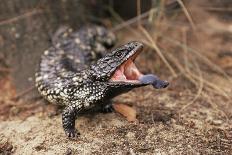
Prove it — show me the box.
[90,41,169,93]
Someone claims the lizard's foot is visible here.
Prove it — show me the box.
[62,105,82,139]
[101,103,115,113]
[65,128,80,139]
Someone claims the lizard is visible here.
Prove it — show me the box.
[35,25,169,138]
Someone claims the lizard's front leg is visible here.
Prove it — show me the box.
[62,102,83,138]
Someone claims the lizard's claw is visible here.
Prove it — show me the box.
[65,129,80,139]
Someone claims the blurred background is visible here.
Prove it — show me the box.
[0,0,232,154]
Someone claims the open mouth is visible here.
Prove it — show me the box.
[110,51,143,83]
[110,42,169,89]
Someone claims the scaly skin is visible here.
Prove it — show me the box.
[35,25,167,138]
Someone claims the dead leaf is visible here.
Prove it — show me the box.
[113,103,137,122]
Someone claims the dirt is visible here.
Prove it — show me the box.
[1,1,232,155]
[0,77,231,154]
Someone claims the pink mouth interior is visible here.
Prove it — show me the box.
[110,57,143,83]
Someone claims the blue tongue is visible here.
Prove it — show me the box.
[139,74,169,89]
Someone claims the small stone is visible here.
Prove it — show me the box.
[126,132,135,140]
[211,120,223,126]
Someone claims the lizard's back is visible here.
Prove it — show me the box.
[35,25,116,105]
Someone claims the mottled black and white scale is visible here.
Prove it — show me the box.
[35,25,169,138]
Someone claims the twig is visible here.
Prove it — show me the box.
[204,7,232,12]
[111,9,157,32]
[188,72,230,99]
[153,0,165,32]
[0,9,43,26]
[163,46,227,98]
[202,92,229,123]
[139,26,177,77]
[180,28,203,112]
[110,3,231,100]
[161,35,232,84]
[181,61,204,110]
[161,45,195,85]
[11,86,35,101]
[108,6,177,77]
[176,0,196,31]
[136,0,142,27]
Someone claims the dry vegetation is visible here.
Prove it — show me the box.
[0,0,232,154]
[112,0,232,124]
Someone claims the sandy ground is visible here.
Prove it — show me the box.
[1,1,232,154]
[0,85,231,154]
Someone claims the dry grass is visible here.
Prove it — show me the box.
[0,1,232,154]
[0,8,43,26]
[1,0,230,124]
[110,0,232,118]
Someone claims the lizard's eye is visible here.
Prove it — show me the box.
[115,51,123,58]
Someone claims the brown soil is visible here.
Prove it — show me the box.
[0,1,232,154]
